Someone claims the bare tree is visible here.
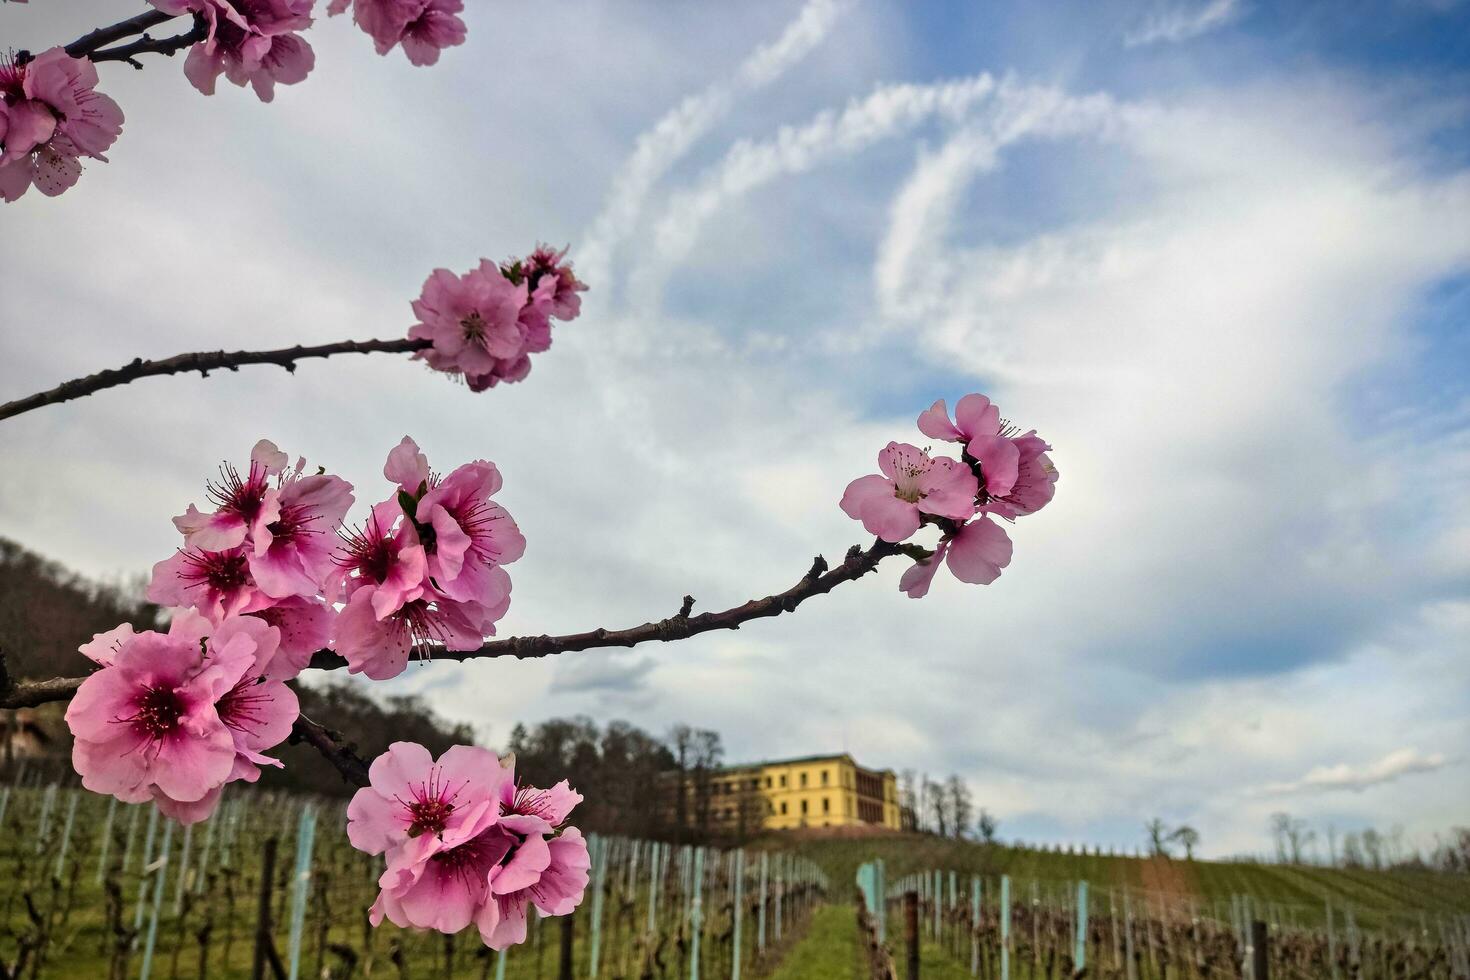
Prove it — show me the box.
[926,777,949,837]
[945,775,974,839]
[1145,818,1172,858]
[1170,825,1200,860]
[976,809,999,844]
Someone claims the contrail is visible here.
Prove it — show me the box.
[579,0,846,290]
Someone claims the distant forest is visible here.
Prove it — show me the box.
[0,538,741,841]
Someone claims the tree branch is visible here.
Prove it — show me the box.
[308,538,900,670]
[0,540,901,710]
[0,337,430,423]
[87,19,207,70]
[62,10,178,60]
[289,715,371,788]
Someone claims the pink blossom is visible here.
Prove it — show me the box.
[464,355,532,392]
[409,264,528,380]
[495,769,583,837]
[372,820,515,934]
[333,583,497,680]
[519,245,586,322]
[917,394,1020,498]
[334,499,428,618]
[244,595,334,678]
[342,0,467,66]
[897,516,1014,598]
[352,741,512,935]
[66,627,246,810]
[346,741,507,857]
[148,545,261,621]
[174,439,286,551]
[248,468,356,599]
[383,435,430,492]
[172,0,316,102]
[476,828,590,949]
[412,458,524,606]
[839,442,978,543]
[70,614,297,824]
[985,431,1059,519]
[0,48,123,202]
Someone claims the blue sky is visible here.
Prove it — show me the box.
[1,0,1468,858]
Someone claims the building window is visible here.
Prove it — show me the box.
[821,770,829,786]
[780,802,788,815]
[780,775,787,788]
[751,778,759,790]
[765,777,772,788]
[800,800,808,814]
[823,797,830,813]
[800,772,808,787]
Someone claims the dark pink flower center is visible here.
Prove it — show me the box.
[126,686,187,740]
[179,548,251,591]
[0,58,25,103]
[207,461,270,524]
[505,784,558,824]
[266,501,320,545]
[395,766,461,837]
[336,521,396,583]
[455,500,512,563]
[216,677,270,737]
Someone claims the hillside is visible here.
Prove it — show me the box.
[780,833,1470,932]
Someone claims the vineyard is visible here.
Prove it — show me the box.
[855,862,1470,979]
[0,782,826,979]
[4,777,1469,979]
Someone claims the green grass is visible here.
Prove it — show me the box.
[773,834,1470,934]
[766,903,862,980]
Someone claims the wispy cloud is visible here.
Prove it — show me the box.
[1257,749,1452,795]
[578,0,846,288]
[1124,0,1244,47]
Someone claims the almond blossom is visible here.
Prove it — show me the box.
[150,0,316,102]
[0,48,123,201]
[839,442,978,542]
[332,0,467,66]
[65,612,293,821]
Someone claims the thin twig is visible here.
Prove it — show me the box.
[62,10,177,60]
[0,540,900,711]
[87,18,207,69]
[289,716,371,788]
[0,337,430,423]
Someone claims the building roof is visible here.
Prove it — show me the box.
[717,752,895,775]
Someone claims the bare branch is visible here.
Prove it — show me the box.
[0,540,901,710]
[62,10,178,60]
[87,19,207,70]
[306,539,898,670]
[0,337,430,423]
[289,715,371,788]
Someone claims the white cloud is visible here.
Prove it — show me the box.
[578,0,846,289]
[1124,0,1245,47]
[1257,749,1452,795]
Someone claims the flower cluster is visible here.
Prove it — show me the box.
[409,245,587,390]
[147,0,465,100]
[334,436,524,679]
[149,438,352,675]
[68,435,521,821]
[326,0,466,66]
[66,609,299,824]
[841,393,1058,597]
[347,742,590,949]
[3,0,466,203]
[0,49,123,202]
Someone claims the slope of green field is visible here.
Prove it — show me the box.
[775,834,1470,933]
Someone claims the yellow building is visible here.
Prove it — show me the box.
[668,753,902,833]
